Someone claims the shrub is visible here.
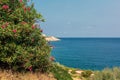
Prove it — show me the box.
[71,70,76,74]
[81,70,93,78]
[50,63,73,80]
[90,67,120,80]
[0,0,51,72]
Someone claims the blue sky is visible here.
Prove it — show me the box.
[33,0,120,37]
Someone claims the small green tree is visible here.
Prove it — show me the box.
[0,0,51,72]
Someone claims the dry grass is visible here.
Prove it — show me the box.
[0,70,56,80]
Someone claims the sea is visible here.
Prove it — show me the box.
[51,38,120,70]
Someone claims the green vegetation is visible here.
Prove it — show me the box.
[51,66,120,80]
[71,69,76,74]
[90,67,120,80]
[50,63,73,80]
[74,67,120,80]
[81,70,93,78]
[0,0,51,72]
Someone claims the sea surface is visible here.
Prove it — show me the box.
[51,38,120,70]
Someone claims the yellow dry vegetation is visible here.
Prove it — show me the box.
[0,70,56,80]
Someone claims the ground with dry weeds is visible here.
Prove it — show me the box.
[0,70,56,80]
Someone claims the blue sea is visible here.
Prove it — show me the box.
[51,38,120,70]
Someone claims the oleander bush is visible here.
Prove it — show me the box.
[0,0,51,72]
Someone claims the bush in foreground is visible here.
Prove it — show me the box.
[0,0,51,72]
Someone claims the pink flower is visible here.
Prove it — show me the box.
[24,7,27,12]
[2,5,9,10]
[1,25,5,29]
[50,56,55,61]
[12,29,17,33]
[27,7,30,11]
[1,22,9,29]
[32,25,36,29]
[19,0,22,3]
[28,66,32,71]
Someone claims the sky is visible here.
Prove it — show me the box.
[33,0,120,37]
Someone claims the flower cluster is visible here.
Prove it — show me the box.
[19,0,22,3]
[2,5,9,10]
[23,7,31,12]
[12,29,17,33]
[20,0,31,12]
[28,66,32,71]
[32,25,36,29]
[1,22,9,29]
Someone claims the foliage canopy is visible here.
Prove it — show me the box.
[0,0,51,72]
